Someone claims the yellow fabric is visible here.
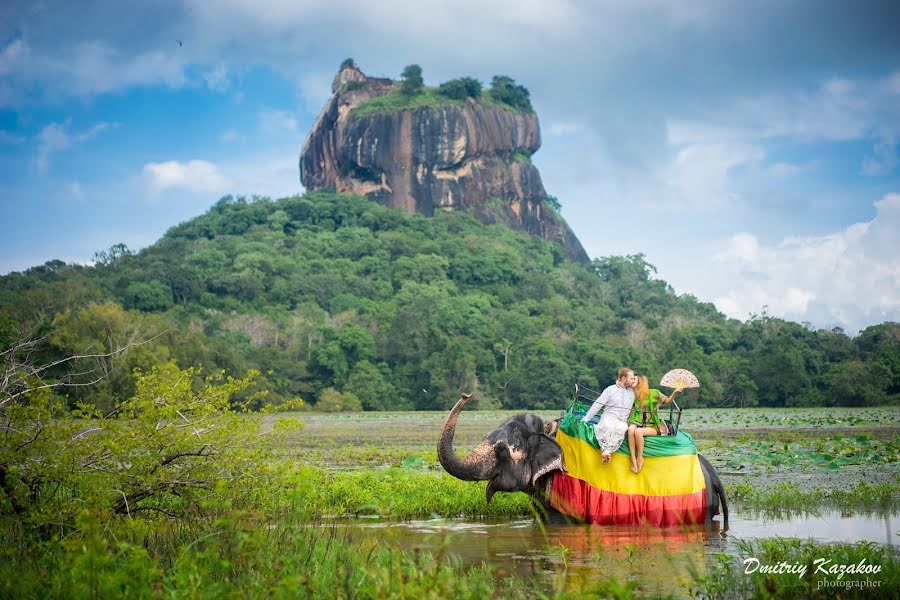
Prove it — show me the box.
[557,429,705,496]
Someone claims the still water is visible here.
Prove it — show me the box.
[337,510,896,596]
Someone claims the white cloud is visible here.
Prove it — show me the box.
[143,160,232,194]
[221,128,243,143]
[203,63,230,92]
[34,119,116,173]
[64,180,85,202]
[708,193,900,332]
[659,141,765,209]
[140,147,300,200]
[258,108,298,133]
[0,38,186,106]
[66,41,186,96]
[0,130,26,144]
[0,38,26,75]
[861,135,898,176]
[546,121,582,136]
[669,71,900,177]
[222,151,302,199]
[769,162,803,177]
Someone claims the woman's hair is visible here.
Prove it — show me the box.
[634,374,650,406]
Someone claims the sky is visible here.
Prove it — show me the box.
[1,0,899,334]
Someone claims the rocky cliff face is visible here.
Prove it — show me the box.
[300,66,589,264]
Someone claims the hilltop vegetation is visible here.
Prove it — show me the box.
[349,63,532,117]
[1,191,897,412]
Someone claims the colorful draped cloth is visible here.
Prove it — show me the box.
[550,414,708,526]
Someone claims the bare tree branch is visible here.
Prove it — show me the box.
[1,328,170,409]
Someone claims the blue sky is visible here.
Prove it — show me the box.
[1,0,899,333]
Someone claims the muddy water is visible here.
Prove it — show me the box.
[339,511,897,596]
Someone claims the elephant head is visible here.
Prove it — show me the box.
[438,394,566,503]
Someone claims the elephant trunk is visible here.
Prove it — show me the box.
[438,394,496,481]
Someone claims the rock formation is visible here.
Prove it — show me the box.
[300,65,589,264]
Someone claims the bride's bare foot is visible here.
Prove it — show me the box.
[636,457,644,472]
[602,452,611,464]
[631,460,639,473]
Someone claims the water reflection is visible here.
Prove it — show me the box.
[727,508,897,546]
[339,510,896,596]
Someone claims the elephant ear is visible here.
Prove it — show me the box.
[530,433,566,486]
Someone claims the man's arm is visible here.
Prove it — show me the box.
[581,388,610,422]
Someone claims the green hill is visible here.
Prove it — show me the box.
[1,191,897,412]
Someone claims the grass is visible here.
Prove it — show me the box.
[279,466,535,519]
[350,87,525,119]
[728,480,899,514]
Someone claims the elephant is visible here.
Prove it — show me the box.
[438,393,729,527]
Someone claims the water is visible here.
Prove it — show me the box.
[336,511,897,596]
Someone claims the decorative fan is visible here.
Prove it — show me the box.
[660,368,700,390]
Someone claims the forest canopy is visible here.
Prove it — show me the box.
[1,191,896,412]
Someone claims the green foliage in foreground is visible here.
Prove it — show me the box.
[1,191,898,413]
[0,511,533,600]
[3,366,897,598]
[0,363,298,530]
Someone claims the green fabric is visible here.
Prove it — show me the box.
[629,388,665,430]
[558,413,698,457]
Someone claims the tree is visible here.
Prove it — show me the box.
[823,360,889,406]
[339,57,355,70]
[488,75,532,110]
[124,281,173,312]
[400,64,424,95]
[92,243,132,269]
[346,361,402,411]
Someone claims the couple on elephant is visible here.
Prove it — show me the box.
[581,367,682,473]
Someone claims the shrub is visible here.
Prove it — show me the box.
[437,77,482,100]
[339,57,355,70]
[316,387,362,412]
[0,362,290,531]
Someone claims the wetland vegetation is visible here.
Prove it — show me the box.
[2,192,897,596]
[2,386,896,597]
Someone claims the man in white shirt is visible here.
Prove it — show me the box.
[581,368,637,463]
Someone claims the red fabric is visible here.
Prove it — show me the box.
[551,472,707,526]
